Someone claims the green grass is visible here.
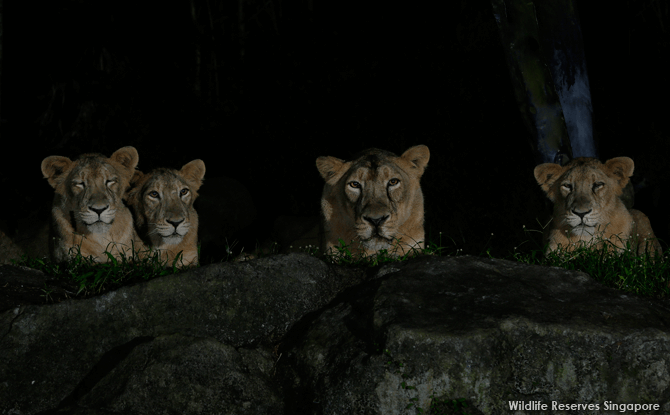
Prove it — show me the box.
[12,241,196,296]
[10,226,670,302]
[509,227,670,299]
[284,228,670,300]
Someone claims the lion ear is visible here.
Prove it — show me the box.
[125,170,145,204]
[316,156,347,183]
[534,163,565,201]
[130,169,145,186]
[41,156,73,189]
[605,157,634,188]
[180,159,206,191]
[110,146,139,173]
[400,145,430,177]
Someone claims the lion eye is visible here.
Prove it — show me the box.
[561,183,573,191]
[106,180,116,187]
[149,191,159,198]
[180,188,189,196]
[348,181,361,189]
[388,178,400,186]
[593,182,604,190]
[74,182,85,189]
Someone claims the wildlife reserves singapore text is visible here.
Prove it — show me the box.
[508,401,661,412]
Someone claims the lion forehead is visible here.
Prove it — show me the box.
[376,163,406,180]
[136,170,197,220]
[77,163,120,183]
[142,170,189,193]
[62,159,126,197]
[347,159,407,182]
[565,165,607,181]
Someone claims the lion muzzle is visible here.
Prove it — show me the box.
[571,208,592,220]
[82,204,115,232]
[166,218,184,232]
[364,215,389,228]
[363,215,391,239]
[158,217,189,244]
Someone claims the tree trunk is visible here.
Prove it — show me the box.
[533,0,596,160]
[493,0,630,207]
[492,0,596,165]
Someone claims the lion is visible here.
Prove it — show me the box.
[534,157,662,256]
[126,160,205,267]
[315,145,430,258]
[41,146,145,263]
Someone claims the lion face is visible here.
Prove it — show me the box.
[317,145,429,256]
[555,161,626,236]
[41,146,142,262]
[126,160,205,265]
[42,148,137,235]
[534,157,639,250]
[342,159,414,250]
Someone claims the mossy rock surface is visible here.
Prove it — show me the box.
[282,255,670,414]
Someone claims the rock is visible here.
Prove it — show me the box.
[280,255,670,414]
[78,334,283,415]
[0,253,365,414]
[2,254,670,414]
[0,264,79,312]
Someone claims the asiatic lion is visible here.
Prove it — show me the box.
[126,160,205,267]
[316,145,430,257]
[534,157,662,256]
[41,146,145,263]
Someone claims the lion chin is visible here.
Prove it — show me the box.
[569,224,597,238]
[362,235,395,252]
[86,222,112,234]
[161,234,184,246]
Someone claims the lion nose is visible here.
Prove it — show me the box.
[166,219,184,229]
[572,209,592,219]
[89,206,109,216]
[364,215,389,228]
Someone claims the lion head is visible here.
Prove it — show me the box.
[534,157,661,255]
[126,159,205,266]
[316,145,430,257]
[41,146,144,262]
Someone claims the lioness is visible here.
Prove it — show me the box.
[316,145,430,257]
[126,160,205,267]
[41,146,145,263]
[534,157,662,256]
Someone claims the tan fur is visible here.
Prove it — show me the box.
[534,157,662,256]
[41,147,145,263]
[316,145,430,257]
[126,160,205,267]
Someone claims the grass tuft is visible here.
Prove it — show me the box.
[510,227,669,299]
[9,225,670,302]
[12,240,193,296]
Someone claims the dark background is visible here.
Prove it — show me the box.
[1,0,669,264]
